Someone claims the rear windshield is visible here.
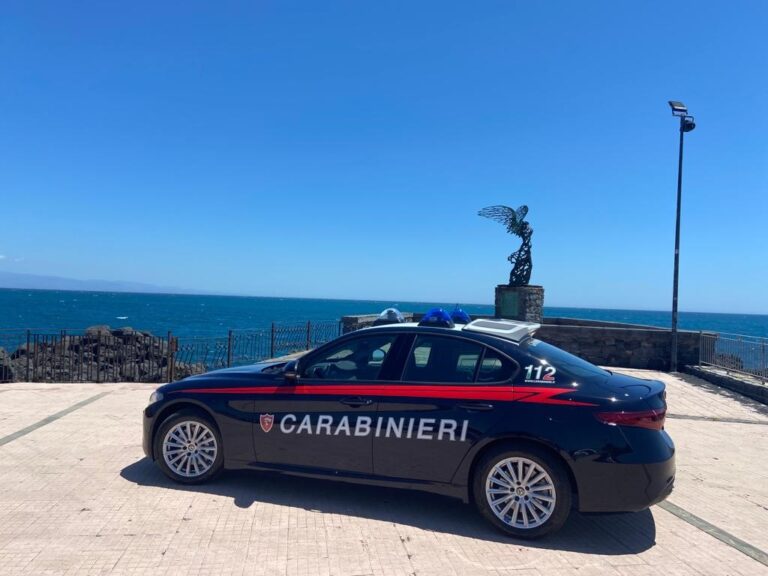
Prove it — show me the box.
[522,339,610,380]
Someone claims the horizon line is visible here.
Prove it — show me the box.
[0,285,765,317]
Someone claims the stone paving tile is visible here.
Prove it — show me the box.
[664,417,768,551]
[613,368,768,554]
[0,377,767,575]
[0,384,108,438]
[614,368,768,422]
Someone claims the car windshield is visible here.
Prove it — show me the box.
[522,339,610,380]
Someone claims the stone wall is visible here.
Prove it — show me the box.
[340,313,705,371]
[543,317,665,329]
[536,324,702,371]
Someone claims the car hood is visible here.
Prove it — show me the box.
[160,360,289,392]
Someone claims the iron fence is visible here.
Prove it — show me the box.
[0,321,342,383]
[0,328,174,383]
[699,332,767,384]
[5,323,767,385]
[0,330,28,383]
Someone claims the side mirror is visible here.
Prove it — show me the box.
[283,360,299,384]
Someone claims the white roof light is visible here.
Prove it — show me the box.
[462,319,540,342]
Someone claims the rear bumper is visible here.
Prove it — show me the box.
[574,454,676,513]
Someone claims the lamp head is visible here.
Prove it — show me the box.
[668,100,688,116]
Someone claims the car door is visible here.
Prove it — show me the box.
[252,332,403,475]
[372,334,518,482]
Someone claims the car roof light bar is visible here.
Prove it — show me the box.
[451,306,472,324]
[463,319,540,342]
[418,308,455,328]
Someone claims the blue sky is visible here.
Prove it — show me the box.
[1,1,766,313]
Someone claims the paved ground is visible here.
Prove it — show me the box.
[0,370,767,576]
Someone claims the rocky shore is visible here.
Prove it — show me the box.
[0,325,204,383]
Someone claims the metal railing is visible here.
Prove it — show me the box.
[173,321,342,380]
[699,332,767,384]
[0,321,342,383]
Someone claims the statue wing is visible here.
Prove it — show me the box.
[478,205,528,234]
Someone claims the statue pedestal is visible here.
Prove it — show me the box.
[494,285,544,323]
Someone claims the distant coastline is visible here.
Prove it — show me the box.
[0,270,205,295]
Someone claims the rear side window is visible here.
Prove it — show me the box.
[522,339,610,380]
[477,349,517,382]
[403,335,482,383]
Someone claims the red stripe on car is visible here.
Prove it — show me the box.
[174,384,596,406]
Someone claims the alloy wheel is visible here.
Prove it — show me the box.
[485,456,557,529]
[162,420,218,478]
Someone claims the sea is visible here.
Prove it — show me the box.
[0,288,766,339]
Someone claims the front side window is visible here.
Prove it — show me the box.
[403,335,483,383]
[301,334,398,381]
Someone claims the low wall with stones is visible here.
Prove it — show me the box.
[536,324,702,371]
[341,313,705,372]
[684,365,768,405]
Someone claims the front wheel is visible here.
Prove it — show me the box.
[473,446,572,539]
[154,411,223,484]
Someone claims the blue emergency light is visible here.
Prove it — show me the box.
[451,307,471,324]
[418,308,455,328]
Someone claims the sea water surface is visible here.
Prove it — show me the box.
[0,288,766,338]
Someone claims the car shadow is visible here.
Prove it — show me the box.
[121,458,656,555]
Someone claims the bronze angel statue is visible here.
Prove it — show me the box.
[478,205,533,286]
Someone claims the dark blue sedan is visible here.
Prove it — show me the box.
[143,315,674,538]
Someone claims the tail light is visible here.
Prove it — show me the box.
[595,408,666,430]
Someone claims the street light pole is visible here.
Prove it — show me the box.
[670,118,684,372]
[668,101,695,372]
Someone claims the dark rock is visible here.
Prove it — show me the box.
[174,362,207,380]
[10,343,31,359]
[0,348,15,382]
[113,327,137,340]
[85,325,112,337]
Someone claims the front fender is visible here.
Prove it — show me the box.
[144,396,254,464]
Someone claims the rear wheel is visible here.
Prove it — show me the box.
[154,411,223,484]
[473,445,571,539]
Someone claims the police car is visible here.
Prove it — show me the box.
[143,309,675,538]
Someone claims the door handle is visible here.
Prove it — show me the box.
[458,403,494,412]
[340,396,373,408]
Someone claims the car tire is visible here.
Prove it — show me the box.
[473,445,571,539]
[154,410,224,484]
